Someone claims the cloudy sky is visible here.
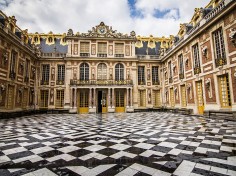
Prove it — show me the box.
[0,0,208,37]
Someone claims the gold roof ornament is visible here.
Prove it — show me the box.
[69,22,136,39]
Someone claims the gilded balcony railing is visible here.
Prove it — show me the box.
[70,79,133,86]
[56,80,64,85]
[138,80,146,85]
[152,80,160,85]
[41,80,49,85]
[194,67,201,75]
[215,58,227,67]
[179,73,184,79]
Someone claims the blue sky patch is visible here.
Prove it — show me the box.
[128,0,144,18]
[154,8,180,20]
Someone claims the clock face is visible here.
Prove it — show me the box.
[98,26,107,34]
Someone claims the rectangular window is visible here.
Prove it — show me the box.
[56,90,64,108]
[218,74,231,108]
[138,90,146,107]
[168,62,172,83]
[170,88,175,107]
[80,42,90,56]
[10,51,17,72]
[193,44,200,67]
[115,43,124,56]
[40,90,49,108]
[178,54,184,79]
[192,43,201,74]
[24,59,30,82]
[138,66,145,85]
[41,64,50,85]
[153,90,161,107]
[9,51,17,79]
[79,91,89,107]
[213,28,226,66]
[152,66,159,85]
[57,65,65,84]
[98,42,107,54]
[181,85,187,107]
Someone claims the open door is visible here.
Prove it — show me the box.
[102,91,107,113]
[97,90,107,113]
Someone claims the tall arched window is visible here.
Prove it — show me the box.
[80,63,89,80]
[97,63,107,80]
[115,63,124,81]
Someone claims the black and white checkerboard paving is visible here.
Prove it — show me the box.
[0,112,236,176]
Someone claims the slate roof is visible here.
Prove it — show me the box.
[39,38,68,54]
[135,41,161,55]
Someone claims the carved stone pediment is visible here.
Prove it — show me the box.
[74,22,136,39]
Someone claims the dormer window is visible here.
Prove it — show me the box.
[48,37,53,43]
[34,37,38,43]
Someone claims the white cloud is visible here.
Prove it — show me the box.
[1,0,208,37]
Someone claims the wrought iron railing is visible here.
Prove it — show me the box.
[70,79,133,86]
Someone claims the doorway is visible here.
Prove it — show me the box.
[196,81,204,114]
[97,90,107,113]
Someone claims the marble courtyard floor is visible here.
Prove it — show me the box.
[0,112,236,176]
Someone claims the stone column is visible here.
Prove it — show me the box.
[93,88,96,108]
[108,88,111,107]
[74,88,77,108]
[130,88,133,107]
[70,88,73,108]
[126,88,129,107]
[112,88,115,108]
[89,88,92,108]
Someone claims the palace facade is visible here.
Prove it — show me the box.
[0,0,235,117]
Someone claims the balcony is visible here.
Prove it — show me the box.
[56,80,64,85]
[97,53,107,57]
[9,71,16,80]
[115,54,124,57]
[152,80,160,85]
[138,80,146,85]
[179,73,184,79]
[215,58,227,67]
[70,79,133,86]
[80,53,90,57]
[194,67,201,75]
[41,80,49,85]
[24,76,29,83]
